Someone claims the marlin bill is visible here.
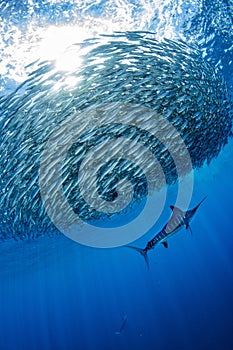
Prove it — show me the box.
[127,196,207,269]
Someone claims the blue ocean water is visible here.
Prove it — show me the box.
[0,1,233,350]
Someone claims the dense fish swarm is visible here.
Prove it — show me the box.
[0,32,232,240]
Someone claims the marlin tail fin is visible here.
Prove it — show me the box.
[126,245,149,269]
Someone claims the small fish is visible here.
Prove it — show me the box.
[115,314,128,335]
[127,196,207,269]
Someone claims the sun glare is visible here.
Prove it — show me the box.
[0,2,179,92]
[38,26,88,72]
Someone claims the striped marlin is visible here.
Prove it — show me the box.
[127,196,207,269]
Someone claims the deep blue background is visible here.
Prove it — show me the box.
[1,145,233,350]
[0,1,233,350]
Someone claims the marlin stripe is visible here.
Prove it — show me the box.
[126,196,207,269]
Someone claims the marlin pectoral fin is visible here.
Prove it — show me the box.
[188,225,193,235]
[161,241,168,248]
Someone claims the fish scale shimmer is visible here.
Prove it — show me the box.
[0,32,232,240]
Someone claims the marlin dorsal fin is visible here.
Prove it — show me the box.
[170,205,185,215]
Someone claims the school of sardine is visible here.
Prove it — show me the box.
[0,32,232,240]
